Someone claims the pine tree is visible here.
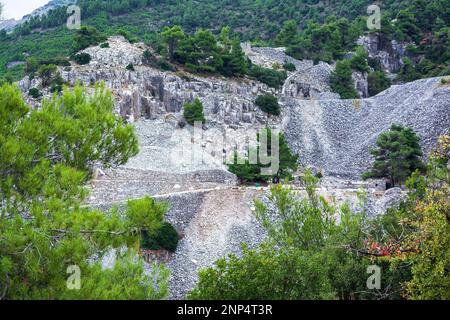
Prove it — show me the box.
[255,94,280,116]
[368,71,391,96]
[275,20,298,47]
[330,60,358,99]
[183,98,206,125]
[228,128,298,183]
[161,25,186,62]
[363,124,425,187]
[0,83,170,299]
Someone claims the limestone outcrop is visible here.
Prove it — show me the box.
[357,33,411,74]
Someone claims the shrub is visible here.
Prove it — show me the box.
[368,71,391,96]
[141,222,179,252]
[72,53,91,65]
[350,47,370,72]
[100,42,109,48]
[330,60,359,99]
[177,119,187,129]
[183,98,206,125]
[72,26,106,52]
[37,64,57,87]
[50,72,64,93]
[228,128,298,183]
[143,49,175,71]
[28,88,42,99]
[247,64,287,89]
[283,61,296,72]
[363,124,425,187]
[255,94,280,116]
[118,28,138,43]
[126,63,135,71]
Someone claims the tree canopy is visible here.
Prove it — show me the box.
[363,124,425,186]
[227,128,298,183]
[0,83,170,299]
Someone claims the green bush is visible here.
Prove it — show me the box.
[183,98,206,125]
[363,124,425,187]
[283,61,296,72]
[72,53,91,65]
[126,63,135,71]
[100,42,109,48]
[330,60,358,99]
[255,94,280,116]
[141,222,179,252]
[72,26,106,52]
[28,87,42,99]
[350,47,370,72]
[228,128,298,183]
[37,64,57,87]
[368,71,391,96]
[118,28,138,43]
[143,49,175,72]
[248,64,287,89]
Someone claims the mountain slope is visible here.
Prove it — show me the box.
[0,0,415,79]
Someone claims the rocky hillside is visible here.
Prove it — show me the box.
[19,36,450,178]
[0,0,76,31]
[18,37,450,299]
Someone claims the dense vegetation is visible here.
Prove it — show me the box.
[330,60,359,99]
[228,128,298,183]
[255,94,280,116]
[141,222,180,253]
[363,124,425,187]
[0,83,171,299]
[191,137,450,299]
[1,0,448,84]
[183,98,206,126]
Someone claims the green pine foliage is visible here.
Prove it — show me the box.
[28,87,42,99]
[183,98,206,126]
[368,71,392,96]
[363,124,425,186]
[72,26,106,53]
[168,26,248,77]
[283,61,296,72]
[255,94,280,116]
[0,83,172,299]
[72,53,92,65]
[1,1,448,82]
[141,222,180,253]
[330,60,359,99]
[350,47,370,72]
[227,128,298,183]
[283,16,365,64]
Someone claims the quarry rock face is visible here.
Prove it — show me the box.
[283,77,450,179]
[17,37,450,299]
[358,33,410,74]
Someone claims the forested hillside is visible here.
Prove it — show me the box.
[1,0,448,82]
